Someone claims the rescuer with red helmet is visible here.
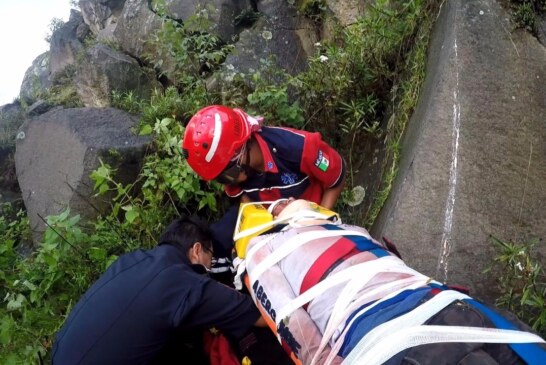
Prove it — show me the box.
[182,105,346,273]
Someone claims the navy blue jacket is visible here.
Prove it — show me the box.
[52,244,260,365]
[224,126,345,203]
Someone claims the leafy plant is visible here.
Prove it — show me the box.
[147,1,234,85]
[0,1,444,362]
[0,60,224,364]
[299,0,328,24]
[91,116,223,248]
[0,113,224,363]
[37,65,83,108]
[244,58,305,127]
[292,0,437,226]
[510,0,546,34]
[0,208,103,365]
[111,90,145,115]
[45,17,65,44]
[486,236,546,337]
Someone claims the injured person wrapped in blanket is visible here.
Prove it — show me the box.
[232,198,546,365]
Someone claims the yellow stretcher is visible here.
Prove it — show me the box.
[233,202,339,365]
[233,202,338,259]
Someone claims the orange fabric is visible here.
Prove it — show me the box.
[203,330,241,365]
[243,275,302,365]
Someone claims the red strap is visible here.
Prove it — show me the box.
[300,237,357,296]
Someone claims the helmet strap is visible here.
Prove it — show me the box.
[238,138,260,178]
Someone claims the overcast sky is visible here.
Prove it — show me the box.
[0,0,72,105]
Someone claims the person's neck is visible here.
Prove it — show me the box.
[247,138,264,172]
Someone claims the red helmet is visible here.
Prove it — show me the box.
[182,105,251,181]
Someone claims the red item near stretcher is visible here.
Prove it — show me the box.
[203,330,241,365]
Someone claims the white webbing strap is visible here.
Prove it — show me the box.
[284,210,338,228]
[249,229,372,283]
[314,277,431,365]
[341,290,470,364]
[232,257,246,290]
[343,325,546,365]
[328,264,427,335]
[232,201,285,243]
[274,256,414,326]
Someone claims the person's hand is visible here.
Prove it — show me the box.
[254,316,268,327]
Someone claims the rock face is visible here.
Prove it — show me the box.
[49,10,90,80]
[372,0,546,302]
[5,0,546,286]
[538,13,546,46]
[110,0,162,59]
[15,108,151,244]
[79,0,126,35]
[324,0,367,26]
[0,102,25,203]
[75,44,161,107]
[163,0,253,43]
[19,52,52,104]
[17,0,348,110]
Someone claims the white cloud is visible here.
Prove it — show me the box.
[0,0,72,105]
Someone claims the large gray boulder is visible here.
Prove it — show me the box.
[79,0,126,36]
[15,107,151,245]
[75,44,161,107]
[0,102,25,152]
[372,0,546,302]
[19,52,52,104]
[0,102,25,203]
[324,0,367,26]
[19,10,90,105]
[49,10,90,80]
[225,1,318,78]
[163,0,253,44]
[538,13,546,47]
[111,0,162,58]
[78,0,320,86]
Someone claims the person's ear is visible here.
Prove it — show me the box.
[194,242,203,254]
[187,242,202,264]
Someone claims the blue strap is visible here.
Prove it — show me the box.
[339,288,431,356]
[465,299,546,364]
[346,235,390,257]
[322,224,389,257]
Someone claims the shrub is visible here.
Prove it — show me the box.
[510,0,546,34]
[487,236,546,337]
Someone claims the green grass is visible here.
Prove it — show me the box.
[0,1,445,363]
[486,235,546,337]
[510,0,546,34]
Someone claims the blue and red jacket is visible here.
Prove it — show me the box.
[224,126,345,204]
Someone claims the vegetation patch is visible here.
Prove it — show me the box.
[508,0,546,34]
[0,115,222,364]
[486,235,546,337]
[0,0,459,363]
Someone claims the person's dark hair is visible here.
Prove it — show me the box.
[158,215,213,254]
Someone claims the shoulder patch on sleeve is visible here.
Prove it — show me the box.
[314,150,330,172]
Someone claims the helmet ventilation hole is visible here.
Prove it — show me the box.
[233,120,242,138]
